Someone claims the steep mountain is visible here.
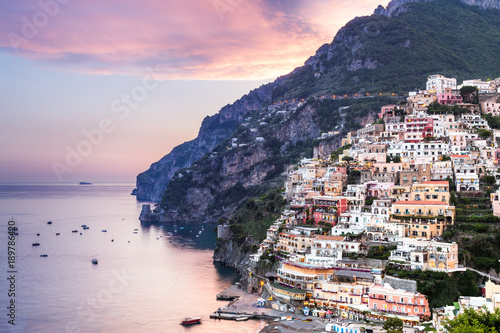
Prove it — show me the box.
[137,0,500,203]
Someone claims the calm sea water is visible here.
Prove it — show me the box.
[0,183,263,333]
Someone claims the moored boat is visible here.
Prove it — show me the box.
[180,317,201,325]
[91,259,98,264]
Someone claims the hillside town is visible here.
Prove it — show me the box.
[220,75,500,332]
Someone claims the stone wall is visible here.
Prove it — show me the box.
[384,275,417,293]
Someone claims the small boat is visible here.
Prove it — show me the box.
[47,221,52,225]
[81,224,87,228]
[36,233,40,236]
[133,231,138,234]
[72,230,78,233]
[40,254,48,257]
[236,316,249,321]
[55,233,60,235]
[79,182,92,185]
[83,226,89,230]
[102,230,107,232]
[32,243,40,246]
[180,317,201,325]
[91,259,98,264]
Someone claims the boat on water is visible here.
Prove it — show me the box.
[102,229,107,232]
[32,243,40,246]
[47,221,52,224]
[236,316,249,321]
[40,254,48,257]
[91,259,98,264]
[79,182,92,185]
[180,317,201,325]
[36,233,40,236]
[72,230,78,233]
[56,233,60,235]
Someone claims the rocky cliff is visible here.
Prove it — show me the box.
[155,97,388,224]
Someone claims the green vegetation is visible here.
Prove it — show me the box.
[383,317,404,333]
[387,155,401,163]
[271,0,500,101]
[484,114,500,130]
[445,308,500,333]
[330,144,352,161]
[460,86,479,104]
[427,102,467,115]
[228,189,287,245]
[384,266,481,308]
[366,245,396,260]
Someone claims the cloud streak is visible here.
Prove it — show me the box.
[0,0,389,80]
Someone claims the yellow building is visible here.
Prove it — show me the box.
[410,181,450,204]
[275,232,315,258]
[391,201,455,239]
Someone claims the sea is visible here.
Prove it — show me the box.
[0,183,264,333]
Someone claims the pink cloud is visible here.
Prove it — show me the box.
[0,0,389,80]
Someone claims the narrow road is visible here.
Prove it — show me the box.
[465,267,500,283]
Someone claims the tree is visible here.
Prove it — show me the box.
[441,155,451,161]
[446,176,456,192]
[383,317,404,333]
[478,129,492,139]
[445,308,500,332]
[342,156,354,162]
[484,175,496,186]
[460,86,479,104]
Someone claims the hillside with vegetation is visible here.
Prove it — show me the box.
[274,0,500,100]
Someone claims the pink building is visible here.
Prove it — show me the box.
[437,88,462,105]
[368,283,431,322]
[482,101,500,116]
[405,116,433,142]
[378,104,397,119]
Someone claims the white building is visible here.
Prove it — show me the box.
[401,141,449,163]
[426,74,457,94]
[389,239,461,272]
[459,79,492,93]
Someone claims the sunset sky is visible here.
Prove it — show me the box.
[0,0,389,183]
